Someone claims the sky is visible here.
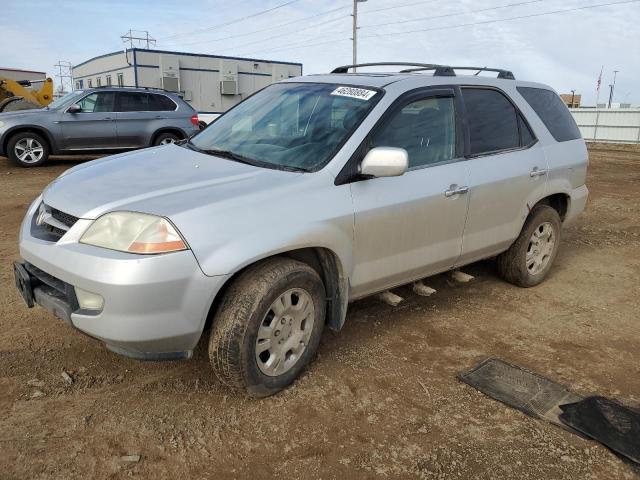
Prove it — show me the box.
[1,0,639,105]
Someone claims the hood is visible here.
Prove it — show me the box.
[42,144,304,219]
[0,108,50,121]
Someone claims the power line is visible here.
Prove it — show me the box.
[212,15,349,52]
[239,0,639,56]
[240,0,549,54]
[359,0,640,38]
[360,0,550,30]
[163,5,349,48]
[360,0,443,15]
[160,0,304,41]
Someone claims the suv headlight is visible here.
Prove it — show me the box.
[80,212,187,254]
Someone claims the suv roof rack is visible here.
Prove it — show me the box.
[331,62,515,80]
[89,85,173,92]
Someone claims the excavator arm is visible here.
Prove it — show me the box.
[0,77,54,112]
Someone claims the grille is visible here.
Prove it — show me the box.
[30,204,80,242]
[50,208,79,228]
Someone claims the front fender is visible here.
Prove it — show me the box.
[1,124,59,153]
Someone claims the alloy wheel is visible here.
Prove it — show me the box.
[14,138,44,164]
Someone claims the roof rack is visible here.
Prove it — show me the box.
[89,85,173,92]
[331,62,445,74]
[331,62,515,80]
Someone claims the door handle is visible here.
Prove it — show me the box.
[444,185,469,197]
[530,167,548,177]
[103,117,114,121]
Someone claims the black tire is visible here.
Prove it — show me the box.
[153,132,181,146]
[7,131,50,167]
[497,205,562,287]
[209,258,326,397]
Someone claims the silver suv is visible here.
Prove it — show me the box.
[0,87,200,167]
[14,63,588,396]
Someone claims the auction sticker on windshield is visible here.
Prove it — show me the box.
[331,86,377,101]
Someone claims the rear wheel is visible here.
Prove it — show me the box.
[497,205,562,287]
[7,132,50,167]
[208,258,326,397]
[153,132,181,146]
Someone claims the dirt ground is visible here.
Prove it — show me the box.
[1,144,639,479]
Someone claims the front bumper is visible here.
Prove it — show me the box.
[17,201,230,359]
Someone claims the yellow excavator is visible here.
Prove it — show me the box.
[0,77,54,112]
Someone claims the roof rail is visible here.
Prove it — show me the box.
[400,65,515,80]
[331,62,515,80]
[89,85,173,92]
[331,62,447,74]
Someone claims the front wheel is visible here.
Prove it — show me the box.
[209,258,326,397]
[7,132,50,167]
[497,205,562,287]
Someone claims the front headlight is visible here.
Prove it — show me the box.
[0,121,5,128]
[80,211,187,254]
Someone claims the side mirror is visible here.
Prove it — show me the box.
[360,147,408,178]
[67,104,82,113]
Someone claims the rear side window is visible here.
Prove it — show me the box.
[149,94,177,111]
[462,88,520,155]
[116,92,149,112]
[517,87,581,142]
[518,115,536,147]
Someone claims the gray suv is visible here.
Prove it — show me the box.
[0,87,200,167]
[14,63,588,397]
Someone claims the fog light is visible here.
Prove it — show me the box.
[75,287,104,311]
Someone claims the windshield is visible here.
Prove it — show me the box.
[189,82,381,171]
[47,90,86,110]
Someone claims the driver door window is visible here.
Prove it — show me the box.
[77,92,115,113]
[371,97,456,168]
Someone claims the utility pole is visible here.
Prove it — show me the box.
[53,60,73,94]
[607,70,619,108]
[121,29,157,49]
[352,0,367,71]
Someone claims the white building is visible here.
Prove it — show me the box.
[72,48,302,124]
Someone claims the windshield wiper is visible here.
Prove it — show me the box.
[183,142,308,172]
[202,148,261,166]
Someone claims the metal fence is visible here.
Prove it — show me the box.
[570,108,640,144]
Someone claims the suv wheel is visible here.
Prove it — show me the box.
[7,132,50,167]
[153,132,181,146]
[497,205,562,287]
[209,258,326,397]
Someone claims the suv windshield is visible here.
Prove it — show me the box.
[189,82,381,172]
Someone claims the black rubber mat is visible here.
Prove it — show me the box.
[560,396,640,465]
[459,358,583,426]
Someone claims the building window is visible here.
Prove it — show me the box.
[117,73,124,87]
[88,79,92,88]
[75,81,81,90]
[106,75,112,86]
[96,77,102,87]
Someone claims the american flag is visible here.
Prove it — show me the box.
[597,66,603,92]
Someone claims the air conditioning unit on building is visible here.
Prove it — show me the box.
[159,55,180,92]
[220,61,238,95]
